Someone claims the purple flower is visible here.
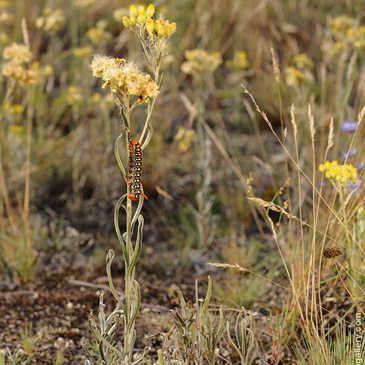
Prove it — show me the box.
[341,121,357,132]
[357,161,364,171]
[341,148,357,159]
[346,179,362,195]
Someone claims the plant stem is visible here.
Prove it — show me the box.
[124,101,134,361]
[23,87,35,256]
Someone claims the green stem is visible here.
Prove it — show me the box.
[114,133,127,181]
[114,194,127,261]
[124,102,133,360]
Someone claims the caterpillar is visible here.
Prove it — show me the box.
[126,127,148,201]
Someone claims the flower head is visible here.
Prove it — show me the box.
[122,4,176,55]
[341,148,357,159]
[1,43,46,85]
[73,46,93,58]
[3,43,32,64]
[331,16,355,40]
[36,8,66,34]
[346,179,362,195]
[225,51,249,70]
[356,161,364,171]
[181,49,222,76]
[86,27,112,46]
[294,53,314,70]
[341,120,357,132]
[66,86,83,105]
[90,54,159,102]
[122,4,156,29]
[174,127,195,152]
[319,160,358,186]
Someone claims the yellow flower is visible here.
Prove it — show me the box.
[146,19,154,37]
[154,19,165,37]
[92,92,102,103]
[4,103,24,114]
[66,86,83,105]
[36,8,66,34]
[146,4,155,18]
[129,5,137,25]
[3,43,32,64]
[353,26,365,50]
[137,10,147,24]
[181,49,222,76]
[42,64,53,76]
[293,53,314,70]
[331,15,355,40]
[73,46,93,58]
[174,127,195,152]
[319,161,358,186]
[86,27,112,46]
[145,80,159,98]
[285,66,313,87]
[90,54,159,102]
[123,4,175,40]
[225,51,249,70]
[122,16,131,28]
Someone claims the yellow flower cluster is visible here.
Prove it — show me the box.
[321,41,344,58]
[122,5,155,27]
[3,43,33,63]
[86,27,112,47]
[4,103,24,115]
[331,16,355,40]
[225,51,249,70]
[323,16,365,55]
[90,55,159,101]
[174,127,195,152]
[36,8,66,34]
[122,4,176,39]
[319,161,358,185]
[293,54,314,70]
[285,53,314,88]
[181,49,222,76]
[2,43,43,85]
[66,86,83,106]
[146,18,176,39]
[347,26,365,50]
[73,46,93,58]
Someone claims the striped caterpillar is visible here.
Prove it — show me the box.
[126,127,148,201]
